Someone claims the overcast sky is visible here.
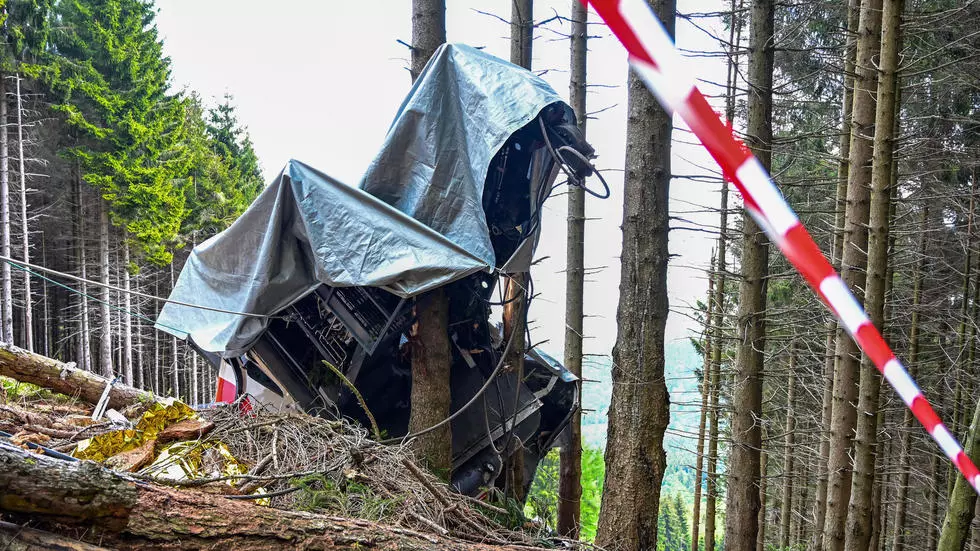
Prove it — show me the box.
[153,0,730,360]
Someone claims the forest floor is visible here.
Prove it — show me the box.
[0,350,581,551]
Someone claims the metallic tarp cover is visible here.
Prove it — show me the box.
[156,43,565,356]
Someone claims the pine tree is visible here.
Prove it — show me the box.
[594,1,675,548]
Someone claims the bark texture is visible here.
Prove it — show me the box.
[691,256,715,551]
[98,203,111,377]
[822,0,883,548]
[408,287,453,478]
[410,0,446,82]
[510,0,533,70]
[891,205,928,551]
[557,0,587,538]
[15,76,31,352]
[779,347,797,549]
[938,397,980,551]
[724,0,772,548]
[0,341,155,409]
[0,443,542,551]
[844,0,902,548]
[594,2,674,548]
[811,2,859,544]
[406,2,450,476]
[0,520,113,551]
[1,75,11,343]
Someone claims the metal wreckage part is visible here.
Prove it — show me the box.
[196,102,596,498]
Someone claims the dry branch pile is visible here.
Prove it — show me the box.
[0,344,592,550]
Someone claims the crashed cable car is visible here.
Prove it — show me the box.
[157,44,598,497]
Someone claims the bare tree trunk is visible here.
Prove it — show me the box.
[122,240,133,386]
[812,2,860,545]
[939,395,980,551]
[0,342,155,408]
[501,275,527,500]
[844,0,901,548]
[757,449,768,551]
[405,0,452,480]
[0,443,529,551]
[593,3,674,549]
[73,169,90,372]
[557,0,587,537]
[154,273,161,395]
[14,76,30,352]
[822,0,883,548]
[408,287,453,479]
[510,0,533,70]
[170,263,179,399]
[891,205,927,551]
[499,0,534,503]
[135,315,144,391]
[409,0,445,82]
[0,75,11,344]
[724,0,773,547]
[98,203,112,378]
[41,237,49,357]
[929,450,941,549]
[706,3,740,546]
[795,455,810,547]
[691,254,715,551]
[779,345,797,549]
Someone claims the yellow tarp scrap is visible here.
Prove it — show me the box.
[73,398,197,462]
[71,399,267,503]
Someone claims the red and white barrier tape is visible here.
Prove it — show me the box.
[584,0,980,494]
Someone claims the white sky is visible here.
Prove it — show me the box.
[154,0,730,360]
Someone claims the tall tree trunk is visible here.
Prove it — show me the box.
[706,2,740,546]
[891,205,927,551]
[929,449,941,549]
[500,0,534,502]
[757,448,768,551]
[501,276,527,500]
[939,396,980,551]
[41,236,50,357]
[73,168,90,372]
[406,0,452,480]
[844,0,901,548]
[724,0,772,548]
[122,240,133,386]
[98,203,112,378]
[779,345,797,549]
[153,274,161,395]
[510,0,533,70]
[14,76,30,352]
[812,2,860,545]
[170,263,179,398]
[822,0,883,548]
[0,75,11,344]
[409,0,446,82]
[691,254,715,551]
[594,2,674,549]
[135,315,144,391]
[557,0,587,537]
[408,287,452,478]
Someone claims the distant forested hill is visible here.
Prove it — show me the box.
[580,338,704,500]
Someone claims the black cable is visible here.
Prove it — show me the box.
[381,300,524,446]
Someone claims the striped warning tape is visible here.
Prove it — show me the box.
[584,0,980,494]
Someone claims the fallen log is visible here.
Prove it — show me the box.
[0,343,155,410]
[0,520,112,551]
[0,443,544,550]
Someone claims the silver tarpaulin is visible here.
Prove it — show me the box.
[156,44,565,356]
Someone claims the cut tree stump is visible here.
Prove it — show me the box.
[0,343,155,410]
[0,443,546,550]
